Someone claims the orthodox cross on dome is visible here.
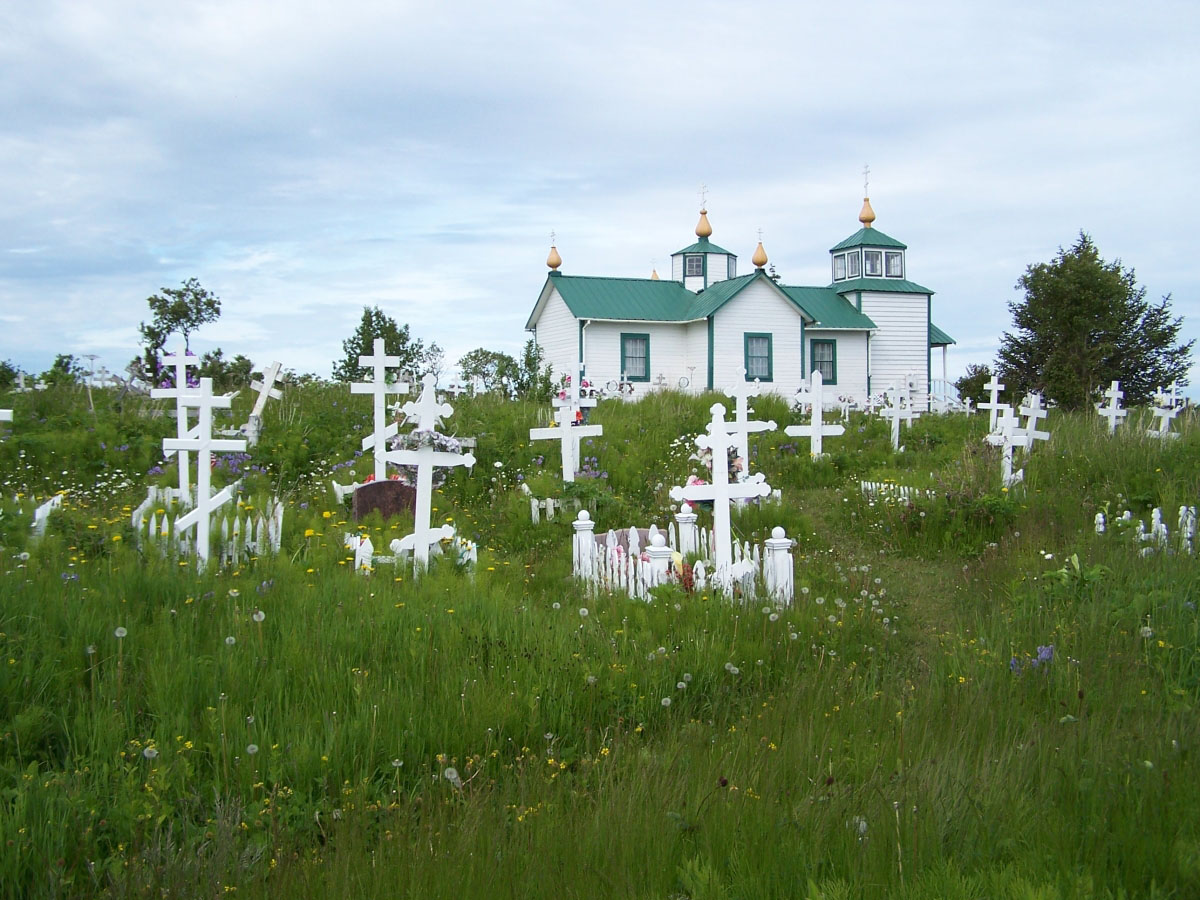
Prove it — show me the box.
[669,403,772,591]
[530,404,603,483]
[1096,381,1127,435]
[550,230,556,245]
[699,183,708,208]
[151,347,203,505]
[724,369,777,473]
[249,361,284,418]
[162,378,247,569]
[863,164,870,196]
[977,375,1007,431]
[350,338,410,481]
[785,370,844,458]
[385,374,476,571]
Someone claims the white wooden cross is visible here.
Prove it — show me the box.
[669,403,772,591]
[784,370,842,458]
[898,379,921,429]
[385,374,476,571]
[985,406,1029,488]
[725,368,777,471]
[1096,380,1127,435]
[1149,383,1183,439]
[351,338,410,481]
[879,384,906,451]
[250,361,284,418]
[530,404,603,483]
[150,348,202,505]
[1017,391,1050,449]
[553,363,600,420]
[978,375,1006,431]
[162,378,247,568]
[14,374,31,393]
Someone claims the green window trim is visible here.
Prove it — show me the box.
[620,332,651,382]
[744,332,773,382]
[810,339,837,385]
[684,255,703,278]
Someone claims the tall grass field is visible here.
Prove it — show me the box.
[1,383,1198,899]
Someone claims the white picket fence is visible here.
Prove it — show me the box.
[570,507,795,604]
[859,480,937,501]
[131,485,284,565]
[529,495,581,523]
[343,532,478,574]
[1094,505,1196,557]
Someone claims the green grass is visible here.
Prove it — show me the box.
[1,383,1198,898]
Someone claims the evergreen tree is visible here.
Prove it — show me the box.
[953,363,993,406]
[996,233,1192,409]
[333,306,442,382]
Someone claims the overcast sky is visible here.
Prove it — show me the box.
[2,0,1197,389]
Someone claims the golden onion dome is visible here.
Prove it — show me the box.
[859,197,876,228]
[650,267,660,280]
[752,241,768,269]
[695,209,713,238]
[547,244,562,270]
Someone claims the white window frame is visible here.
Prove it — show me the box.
[885,251,904,278]
[847,250,861,278]
[833,253,847,281]
[863,250,883,277]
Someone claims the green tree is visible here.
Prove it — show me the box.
[133,278,222,383]
[41,354,85,387]
[333,306,442,382]
[198,349,255,393]
[953,363,993,406]
[996,233,1192,409]
[508,338,554,400]
[457,348,517,392]
[0,359,21,391]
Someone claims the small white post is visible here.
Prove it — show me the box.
[645,533,673,589]
[674,502,699,557]
[573,510,596,576]
[763,526,793,606]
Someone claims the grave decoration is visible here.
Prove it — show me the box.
[784,370,842,458]
[1095,381,1127,435]
[351,338,411,482]
[1094,505,1196,556]
[977,375,1006,432]
[985,406,1029,488]
[161,377,248,568]
[385,374,476,572]
[150,348,202,506]
[669,403,772,592]
[724,369,777,474]
[1017,391,1050,450]
[1148,383,1183,439]
[530,365,603,483]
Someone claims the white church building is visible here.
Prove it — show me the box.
[525,197,955,405]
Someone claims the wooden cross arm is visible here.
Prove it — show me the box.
[392,524,456,552]
[251,380,284,401]
[351,382,409,395]
[383,449,476,469]
[163,437,248,453]
[174,486,236,531]
[362,422,399,450]
[0,410,11,422]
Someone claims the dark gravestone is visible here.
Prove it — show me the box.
[352,481,416,522]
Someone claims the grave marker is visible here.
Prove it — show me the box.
[530,404,603,483]
[1018,391,1050,448]
[669,403,772,590]
[985,406,1029,488]
[725,368,777,471]
[1148,383,1183,439]
[978,375,1006,431]
[1096,381,1127,435]
[150,349,202,505]
[162,378,247,568]
[385,374,476,571]
[784,370,842,457]
[350,338,410,481]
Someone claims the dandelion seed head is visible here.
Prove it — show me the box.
[252,610,266,623]
[142,746,158,760]
[225,636,236,646]
[114,627,127,639]
[246,744,259,755]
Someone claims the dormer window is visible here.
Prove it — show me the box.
[885,251,904,278]
[833,253,847,281]
[685,255,703,277]
[847,251,861,278]
[863,250,883,277]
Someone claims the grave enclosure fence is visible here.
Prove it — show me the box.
[130,485,285,566]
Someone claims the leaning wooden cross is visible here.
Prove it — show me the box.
[240,361,285,446]
[162,378,247,568]
[784,370,841,458]
[150,348,202,506]
[351,339,410,481]
[386,374,476,571]
[669,403,771,591]
[1017,391,1050,450]
[725,368,777,471]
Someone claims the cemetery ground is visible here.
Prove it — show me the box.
[1,383,1198,900]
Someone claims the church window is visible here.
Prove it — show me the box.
[685,255,703,277]
[885,251,904,278]
[744,333,773,381]
[833,254,847,281]
[863,250,882,277]
[847,251,861,278]
[810,339,837,385]
[727,256,736,279]
[621,333,650,382]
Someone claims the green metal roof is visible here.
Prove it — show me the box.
[688,273,760,318]
[829,227,907,251]
[832,277,932,294]
[929,322,955,346]
[672,237,735,256]
[541,274,699,322]
[779,286,877,330]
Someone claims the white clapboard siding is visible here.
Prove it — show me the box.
[859,291,929,403]
[533,289,579,386]
[804,329,869,404]
[711,279,805,398]
[584,320,691,392]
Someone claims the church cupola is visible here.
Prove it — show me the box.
[829,185,907,284]
[670,195,737,291]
